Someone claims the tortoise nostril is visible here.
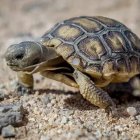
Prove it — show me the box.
[15,53,24,60]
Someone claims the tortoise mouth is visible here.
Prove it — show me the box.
[22,61,47,73]
[6,61,39,72]
[7,63,18,67]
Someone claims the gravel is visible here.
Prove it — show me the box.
[0,81,140,140]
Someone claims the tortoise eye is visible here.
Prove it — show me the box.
[15,53,24,60]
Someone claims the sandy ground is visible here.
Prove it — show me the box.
[0,0,140,139]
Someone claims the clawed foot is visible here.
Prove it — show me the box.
[15,82,33,96]
[105,105,119,118]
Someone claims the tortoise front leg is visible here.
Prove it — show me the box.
[40,71,78,88]
[73,70,118,116]
[16,71,33,95]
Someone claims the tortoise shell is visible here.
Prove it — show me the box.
[42,16,140,86]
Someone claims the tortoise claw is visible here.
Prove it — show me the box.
[105,106,119,118]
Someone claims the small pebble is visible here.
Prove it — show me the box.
[131,77,140,89]
[0,84,5,89]
[29,118,36,122]
[40,135,50,140]
[47,103,53,108]
[136,115,140,124]
[126,107,137,116]
[42,95,51,105]
[51,99,56,105]
[1,125,16,138]
[115,125,124,131]
[133,89,140,97]
[9,80,17,90]
[94,130,102,138]
[61,116,69,124]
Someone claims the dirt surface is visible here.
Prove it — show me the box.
[0,0,140,139]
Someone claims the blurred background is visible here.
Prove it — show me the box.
[0,0,140,83]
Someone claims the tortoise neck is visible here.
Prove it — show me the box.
[40,45,60,62]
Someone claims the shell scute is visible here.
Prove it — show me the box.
[77,36,106,60]
[124,30,140,53]
[55,43,75,59]
[129,56,139,74]
[51,24,84,42]
[94,16,121,27]
[103,31,127,52]
[85,64,102,78]
[102,60,117,79]
[70,17,104,33]
[116,58,128,73]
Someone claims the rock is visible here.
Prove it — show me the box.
[136,115,140,124]
[126,107,137,116]
[0,104,27,131]
[1,125,15,138]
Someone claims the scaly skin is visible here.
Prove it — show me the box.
[16,72,33,95]
[73,70,118,116]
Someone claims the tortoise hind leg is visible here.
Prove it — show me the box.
[73,70,118,117]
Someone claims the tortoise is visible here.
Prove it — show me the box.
[4,16,140,115]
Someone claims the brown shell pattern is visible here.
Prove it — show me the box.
[42,16,140,79]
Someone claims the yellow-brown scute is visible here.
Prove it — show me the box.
[77,37,105,60]
[102,60,116,79]
[125,31,140,52]
[129,56,139,74]
[85,65,102,78]
[52,25,83,42]
[102,56,140,83]
[94,16,121,27]
[56,43,74,59]
[104,31,126,52]
[71,18,103,32]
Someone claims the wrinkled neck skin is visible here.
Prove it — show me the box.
[41,45,59,62]
[23,45,64,74]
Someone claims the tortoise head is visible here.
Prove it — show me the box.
[5,41,56,71]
